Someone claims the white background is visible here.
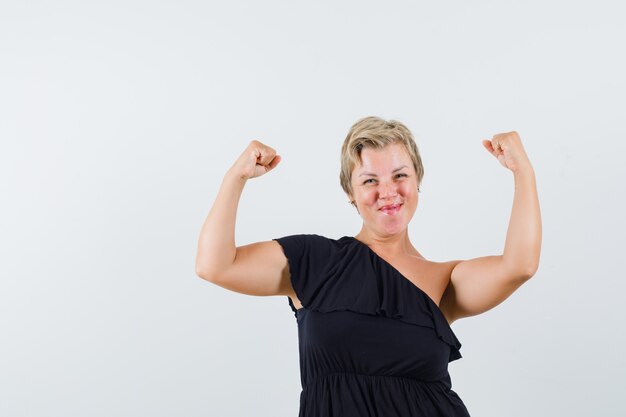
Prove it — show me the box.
[1,1,625,416]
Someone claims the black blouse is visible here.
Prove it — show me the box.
[273,233,471,417]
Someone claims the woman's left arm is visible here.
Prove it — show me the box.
[440,131,542,324]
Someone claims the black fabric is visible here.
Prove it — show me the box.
[272,234,471,417]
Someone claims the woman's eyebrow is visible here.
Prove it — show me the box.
[359,165,408,177]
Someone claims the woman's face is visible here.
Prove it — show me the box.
[350,142,419,236]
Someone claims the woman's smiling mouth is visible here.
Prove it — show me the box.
[379,203,402,215]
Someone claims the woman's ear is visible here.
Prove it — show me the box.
[347,195,360,214]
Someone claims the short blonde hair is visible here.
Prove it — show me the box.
[339,116,424,204]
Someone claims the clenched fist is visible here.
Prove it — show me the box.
[228,140,282,181]
[482,131,533,174]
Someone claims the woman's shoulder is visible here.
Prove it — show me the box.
[438,258,464,270]
[424,259,463,278]
[272,233,350,258]
[276,233,352,245]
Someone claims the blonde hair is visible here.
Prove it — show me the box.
[339,116,424,206]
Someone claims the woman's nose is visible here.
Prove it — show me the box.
[378,181,398,199]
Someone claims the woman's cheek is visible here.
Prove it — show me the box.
[365,189,377,202]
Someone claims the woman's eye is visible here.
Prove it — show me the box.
[363,174,407,185]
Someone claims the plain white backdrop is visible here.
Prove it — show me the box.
[1,1,625,416]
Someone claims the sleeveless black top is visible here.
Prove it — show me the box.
[273,234,471,417]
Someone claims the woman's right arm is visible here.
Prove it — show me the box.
[195,140,292,297]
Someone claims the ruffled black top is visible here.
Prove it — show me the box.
[273,234,471,417]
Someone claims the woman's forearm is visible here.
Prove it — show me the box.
[502,165,542,277]
[195,168,247,279]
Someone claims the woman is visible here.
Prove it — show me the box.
[195,116,542,416]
